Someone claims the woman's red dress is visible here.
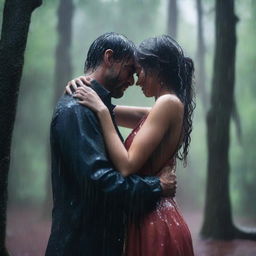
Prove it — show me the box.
[124,116,194,256]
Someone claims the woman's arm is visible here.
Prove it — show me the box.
[114,105,151,129]
[64,76,151,129]
[74,87,181,177]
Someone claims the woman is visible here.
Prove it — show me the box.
[68,35,195,255]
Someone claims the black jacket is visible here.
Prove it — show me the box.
[45,81,162,256]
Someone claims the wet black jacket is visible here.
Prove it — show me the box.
[45,81,162,256]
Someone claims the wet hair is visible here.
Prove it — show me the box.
[136,35,195,164]
[84,32,136,72]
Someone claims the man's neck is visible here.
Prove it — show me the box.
[86,67,108,91]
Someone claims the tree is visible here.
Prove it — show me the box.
[201,0,256,240]
[54,0,74,101]
[0,0,42,254]
[196,0,208,108]
[167,0,178,39]
[43,0,74,216]
[196,0,242,139]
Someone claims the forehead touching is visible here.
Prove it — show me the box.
[121,57,136,72]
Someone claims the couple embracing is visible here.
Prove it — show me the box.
[46,32,195,256]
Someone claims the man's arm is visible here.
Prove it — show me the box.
[52,99,162,212]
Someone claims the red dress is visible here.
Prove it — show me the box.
[124,116,194,256]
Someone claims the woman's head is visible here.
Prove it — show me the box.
[136,35,195,163]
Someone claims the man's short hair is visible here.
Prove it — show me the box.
[84,32,136,72]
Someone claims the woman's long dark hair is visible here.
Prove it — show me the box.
[136,35,195,164]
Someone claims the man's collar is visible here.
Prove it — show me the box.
[90,80,115,112]
[90,79,123,142]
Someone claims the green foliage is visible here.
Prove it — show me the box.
[4,0,256,221]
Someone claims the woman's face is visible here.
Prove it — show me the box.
[135,64,158,97]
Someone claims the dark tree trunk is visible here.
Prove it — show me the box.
[0,0,42,254]
[196,0,208,109]
[231,100,242,144]
[43,0,74,217]
[167,0,178,39]
[54,0,74,101]
[201,0,256,240]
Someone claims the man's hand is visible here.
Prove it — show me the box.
[158,166,177,197]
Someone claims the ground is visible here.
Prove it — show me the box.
[6,205,256,256]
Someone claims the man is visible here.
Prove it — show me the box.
[46,32,176,256]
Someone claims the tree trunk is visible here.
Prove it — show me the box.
[231,100,242,144]
[196,0,208,109]
[0,0,42,254]
[43,0,74,218]
[54,0,74,101]
[201,0,256,240]
[167,0,178,39]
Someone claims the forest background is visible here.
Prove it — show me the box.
[0,0,256,255]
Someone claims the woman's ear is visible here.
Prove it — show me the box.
[103,49,114,67]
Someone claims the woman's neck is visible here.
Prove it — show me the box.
[155,83,175,100]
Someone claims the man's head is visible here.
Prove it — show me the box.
[85,32,136,98]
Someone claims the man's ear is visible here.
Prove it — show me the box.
[103,49,114,67]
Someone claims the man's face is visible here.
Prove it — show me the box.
[106,58,136,98]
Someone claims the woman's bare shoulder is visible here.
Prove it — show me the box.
[153,94,184,117]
